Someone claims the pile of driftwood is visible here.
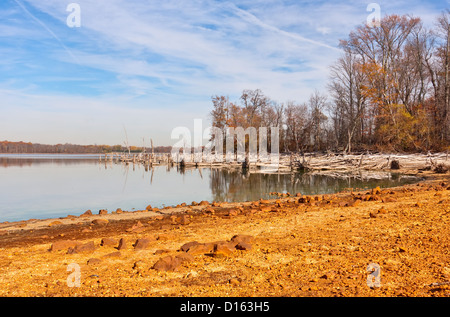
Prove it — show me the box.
[289,152,449,172]
[103,150,449,174]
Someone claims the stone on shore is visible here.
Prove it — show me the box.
[68,241,96,254]
[179,241,200,252]
[152,253,194,272]
[101,237,118,247]
[92,219,109,226]
[134,236,156,250]
[117,238,127,250]
[230,234,254,245]
[152,255,181,272]
[79,210,92,217]
[126,221,145,233]
[212,242,235,258]
[50,240,82,252]
[87,258,102,265]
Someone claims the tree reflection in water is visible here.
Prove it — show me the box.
[208,168,419,203]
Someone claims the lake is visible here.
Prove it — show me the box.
[0,154,421,222]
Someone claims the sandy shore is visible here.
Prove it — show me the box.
[0,169,449,297]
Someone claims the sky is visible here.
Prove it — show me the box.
[0,0,448,147]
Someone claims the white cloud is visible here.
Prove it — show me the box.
[1,0,447,145]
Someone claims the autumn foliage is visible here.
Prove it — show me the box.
[211,12,450,153]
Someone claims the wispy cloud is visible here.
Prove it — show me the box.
[11,0,80,64]
[0,0,447,145]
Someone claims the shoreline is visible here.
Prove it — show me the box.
[0,165,441,232]
[0,167,448,297]
[0,166,430,232]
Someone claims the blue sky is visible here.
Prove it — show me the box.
[0,0,448,146]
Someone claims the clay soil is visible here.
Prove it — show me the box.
[0,170,449,297]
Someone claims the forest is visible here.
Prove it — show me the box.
[0,141,172,154]
[210,12,450,153]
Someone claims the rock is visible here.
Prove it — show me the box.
[371,194,381,201]
[68,241,96,254]
[372,187,381,195]
[175,252,195,264]
[180,241,200,252]
[117,238,127,250]
[187,243,214,255]
[115,208,123,214]
[382,197,397,203]
[156,233,175,241]
[126,221,145,232]
[102,251,121,258]
[347,199,361,207]
[230,234,254,245]
[154,249,170,255]
[213,243,235,258]
[87,258,102,265]
[146,205,152,211]
[48,221,62,227]
[101,237,118,247]
[92,219,109,226]
[178,215,191,225]
[202,242,216,253]
[134,237,156,250]
[98,209,108,215]
[369,212,378,218]
[152,255,182,272]
[235,241,252,251]
[227,209,239,216]
[199,201,209,206]
[204,207,215,214]
[133,260,145,270]
[50,240,82,252]
[80,210,92,217]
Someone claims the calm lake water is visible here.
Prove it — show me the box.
[0,154,421,222]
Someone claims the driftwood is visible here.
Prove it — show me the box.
[289,152,449,172]
[101,151,449,174]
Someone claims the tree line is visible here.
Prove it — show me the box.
[0,141,172,154]
[210,12,450,153]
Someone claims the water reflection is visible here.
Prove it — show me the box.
[208,168,418,202]
[0,154,100,168]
